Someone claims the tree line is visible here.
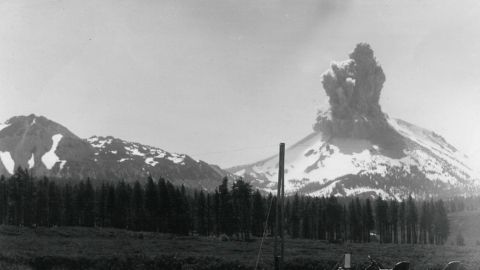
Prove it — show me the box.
[0,167,455,244]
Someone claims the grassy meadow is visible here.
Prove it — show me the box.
[1,215,480,270]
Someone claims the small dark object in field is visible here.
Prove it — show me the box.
[329,239,344,244]
[365,256,409,270]
[393,261,410,270]
[220,234,230,241]
[138,233,144,239]
[443,261,466,270]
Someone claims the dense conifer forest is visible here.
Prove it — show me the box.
[1,167,475,245]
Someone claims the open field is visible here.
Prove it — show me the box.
[0,223,479,270]
[447,210,480,246]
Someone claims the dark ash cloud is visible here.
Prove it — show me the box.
[313,43,405,155]
[320,43,385,121]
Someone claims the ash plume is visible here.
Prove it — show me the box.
[313,43,404,153]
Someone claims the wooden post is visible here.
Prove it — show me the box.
[274,143,285,270]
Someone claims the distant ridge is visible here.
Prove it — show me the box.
[0,114,228,190]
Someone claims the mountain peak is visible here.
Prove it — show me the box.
[2,114,78,140]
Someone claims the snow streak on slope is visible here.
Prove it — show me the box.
[0,122,10,133]
[387,116,475,179]
[28,153,35,169]
[87,136,193,167]
[41,134,64,170]
[0,151,15,175]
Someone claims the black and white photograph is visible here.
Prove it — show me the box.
[0,0,479,269]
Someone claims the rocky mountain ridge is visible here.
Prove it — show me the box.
[0,114,227,190]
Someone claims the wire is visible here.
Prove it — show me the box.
[254,194,275,270]
[189,142,326,159]
[189,144,279,157]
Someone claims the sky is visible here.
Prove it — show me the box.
[0,0,479,168]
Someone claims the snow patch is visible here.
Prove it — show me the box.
[234,169,246,176]
[88,137,112,149]
[125,145,145,156]
[308,180,340,197]
[343,187,393,199]
[41,134,64,170]
[28,153,34,169]
[59,160,67,170]
[150,148,167,159]
[168,153,185,164]
[0,122,10,133]
[145,157,159,166]
[0,151,15,174]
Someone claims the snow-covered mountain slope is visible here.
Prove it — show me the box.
[0,114,227,189]
[228,43,479,199]
[229,117,479,199]
[85,135,227,188]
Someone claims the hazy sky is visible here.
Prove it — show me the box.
[1,0,479,168]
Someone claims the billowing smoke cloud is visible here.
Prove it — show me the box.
[313,43,399,146]
[321,43,385,120]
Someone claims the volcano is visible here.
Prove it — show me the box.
[228,43,479,199]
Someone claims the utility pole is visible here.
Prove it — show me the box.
[274,143,285,270]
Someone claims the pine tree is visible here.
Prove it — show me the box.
[213,189,220,236]
[267,193,276,237]
[218,177,234,236]
[75,181,86,226]
[290,193,301,238]
[398,200,406,244]
[375,196,388,243]
[0,175,7,224]
[251,190,265,237]
[144,176,158,231]
[83,179,95,227]
[63,183,75,226]
[131,181,145,231]
[157,178,169,232]
[364,198,374,242]
[196,190,208,235]
[419,201,429,244]
[433,200,449,244]
[231,179,252,240]
[48,181,61,226]
[113,181,130,228]
[96,183,108,227]
[7,175,19,225]
[348,200,358,242]
[105,184,116,227]
[35,178,49,226]
[206,193,213,236]
[172,185,191,235]
[406,196,418,244]
[23,169,35,227]
[389,200,399,243]
[165,181,177,233]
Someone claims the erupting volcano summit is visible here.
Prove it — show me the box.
[229,44,479,199]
